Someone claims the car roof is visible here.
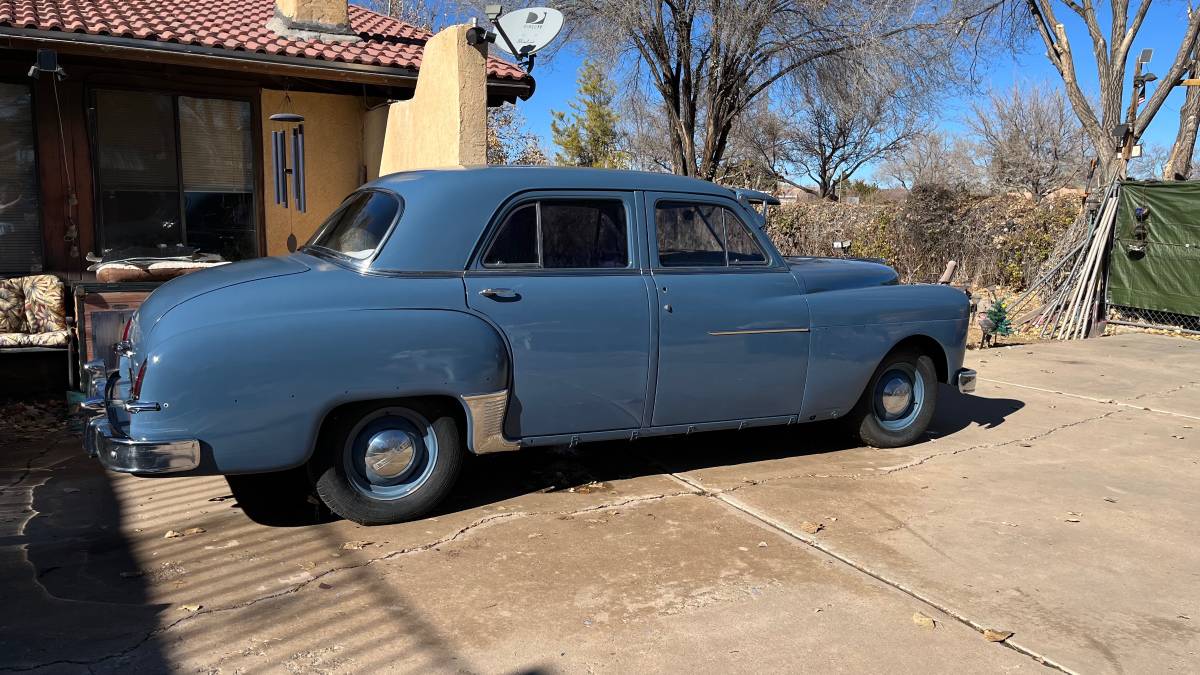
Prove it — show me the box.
[364,166,738,272]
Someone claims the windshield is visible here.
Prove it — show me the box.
[306,190,402,260]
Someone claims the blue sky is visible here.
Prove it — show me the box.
[509,2,1197,179]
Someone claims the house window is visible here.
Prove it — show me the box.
[93,90,257,261]
[0,82,42,276]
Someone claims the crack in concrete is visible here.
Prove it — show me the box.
[0,490,693,673]
[664,471,1079,674]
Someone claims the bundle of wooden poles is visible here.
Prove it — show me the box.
[1007,178,1121,340]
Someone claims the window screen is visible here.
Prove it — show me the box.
[484,200,628,269]
[655,202,767,267]
[0,83,42,275]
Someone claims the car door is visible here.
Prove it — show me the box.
[646,193,810,427]
[465,192,652,439]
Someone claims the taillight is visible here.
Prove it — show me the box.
[131,359,147,400]
[121,318,132,341]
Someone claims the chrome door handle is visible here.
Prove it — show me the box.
[479,288,518,300]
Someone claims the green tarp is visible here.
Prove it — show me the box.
[1107,180,1200,317]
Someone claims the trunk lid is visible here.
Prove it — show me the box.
[135,256,310,335]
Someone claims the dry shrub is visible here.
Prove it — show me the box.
[765,187,1078,289]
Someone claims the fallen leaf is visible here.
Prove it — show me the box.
[1001,521,1019,527]
[164,530,183,539]
[800,521,824,535]
[1065,518,1081,523]
[318,583,333,590]
[179,604,202,612]
[757,541,768,548]
[912,612,936,629]
[983,629,1013,642]
[182,527,206,536]
[737,546,749,552]
[341,541,372,550]
[1104,497,1118,504]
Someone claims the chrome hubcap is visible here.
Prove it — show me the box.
[872,364,925,432]
[343,408,438,501]
[878,376,914,418]
[363,430,417,481]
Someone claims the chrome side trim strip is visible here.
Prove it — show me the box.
[461,391,520,454]
[708,327,811,336]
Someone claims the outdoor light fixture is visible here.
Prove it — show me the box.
[1138,48,1154,65]
[27,49,65,80]
[1140,72,1158,83]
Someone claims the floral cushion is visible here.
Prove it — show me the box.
[17,275,66,334]
[0,330,68,348]
[0,279,25,333]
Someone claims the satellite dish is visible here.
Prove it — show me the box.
[493,7,564,56]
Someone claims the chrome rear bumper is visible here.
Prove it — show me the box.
[84,415,200,474]
[956,368,977,394]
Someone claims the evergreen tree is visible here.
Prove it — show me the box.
[550,60,625,168]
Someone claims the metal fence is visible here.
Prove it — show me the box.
[1108,305,1200,335]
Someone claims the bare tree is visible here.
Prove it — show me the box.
[1164,42,1200,179]
[1128,142,1170,179]
[746,70,919,200]
[1025,0,1200,182]
[970,83,1085,199]
[559,0,1023,180]
[487,104,549,165]
[878,131,983,190]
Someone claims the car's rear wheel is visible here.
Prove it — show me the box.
[313,402,464,525]
[847,349,938,448]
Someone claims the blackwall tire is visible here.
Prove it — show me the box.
[313,402,464,525]
[848,350,938,449]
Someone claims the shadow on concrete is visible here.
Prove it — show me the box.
[0,419,171,671]
[441,387,1025,516]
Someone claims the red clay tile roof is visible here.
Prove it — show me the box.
[0,0,529,82]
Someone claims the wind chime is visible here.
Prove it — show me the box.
[270,107,307,251]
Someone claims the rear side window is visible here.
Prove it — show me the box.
[483,199,629,269]
[655,201,767,267]
[307,190,401,260]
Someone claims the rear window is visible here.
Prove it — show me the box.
[307,190,401,259]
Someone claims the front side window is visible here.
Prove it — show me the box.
[484,199,629,269]
[655,201,767,267]
[94,90,257,261]
[307,191,401,259]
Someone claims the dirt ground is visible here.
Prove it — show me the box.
[1,332,1198,674]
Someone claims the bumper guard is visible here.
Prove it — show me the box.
[956,368,977,394]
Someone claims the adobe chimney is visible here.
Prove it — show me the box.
[269,0,357,41]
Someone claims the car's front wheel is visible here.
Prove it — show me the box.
[847,349,938,448]
[313,402,464,525]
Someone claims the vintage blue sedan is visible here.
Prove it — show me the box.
[83,167,975,525]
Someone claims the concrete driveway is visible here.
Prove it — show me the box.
[1,332,1197,674]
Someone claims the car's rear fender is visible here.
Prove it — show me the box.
[130,308,510,474]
